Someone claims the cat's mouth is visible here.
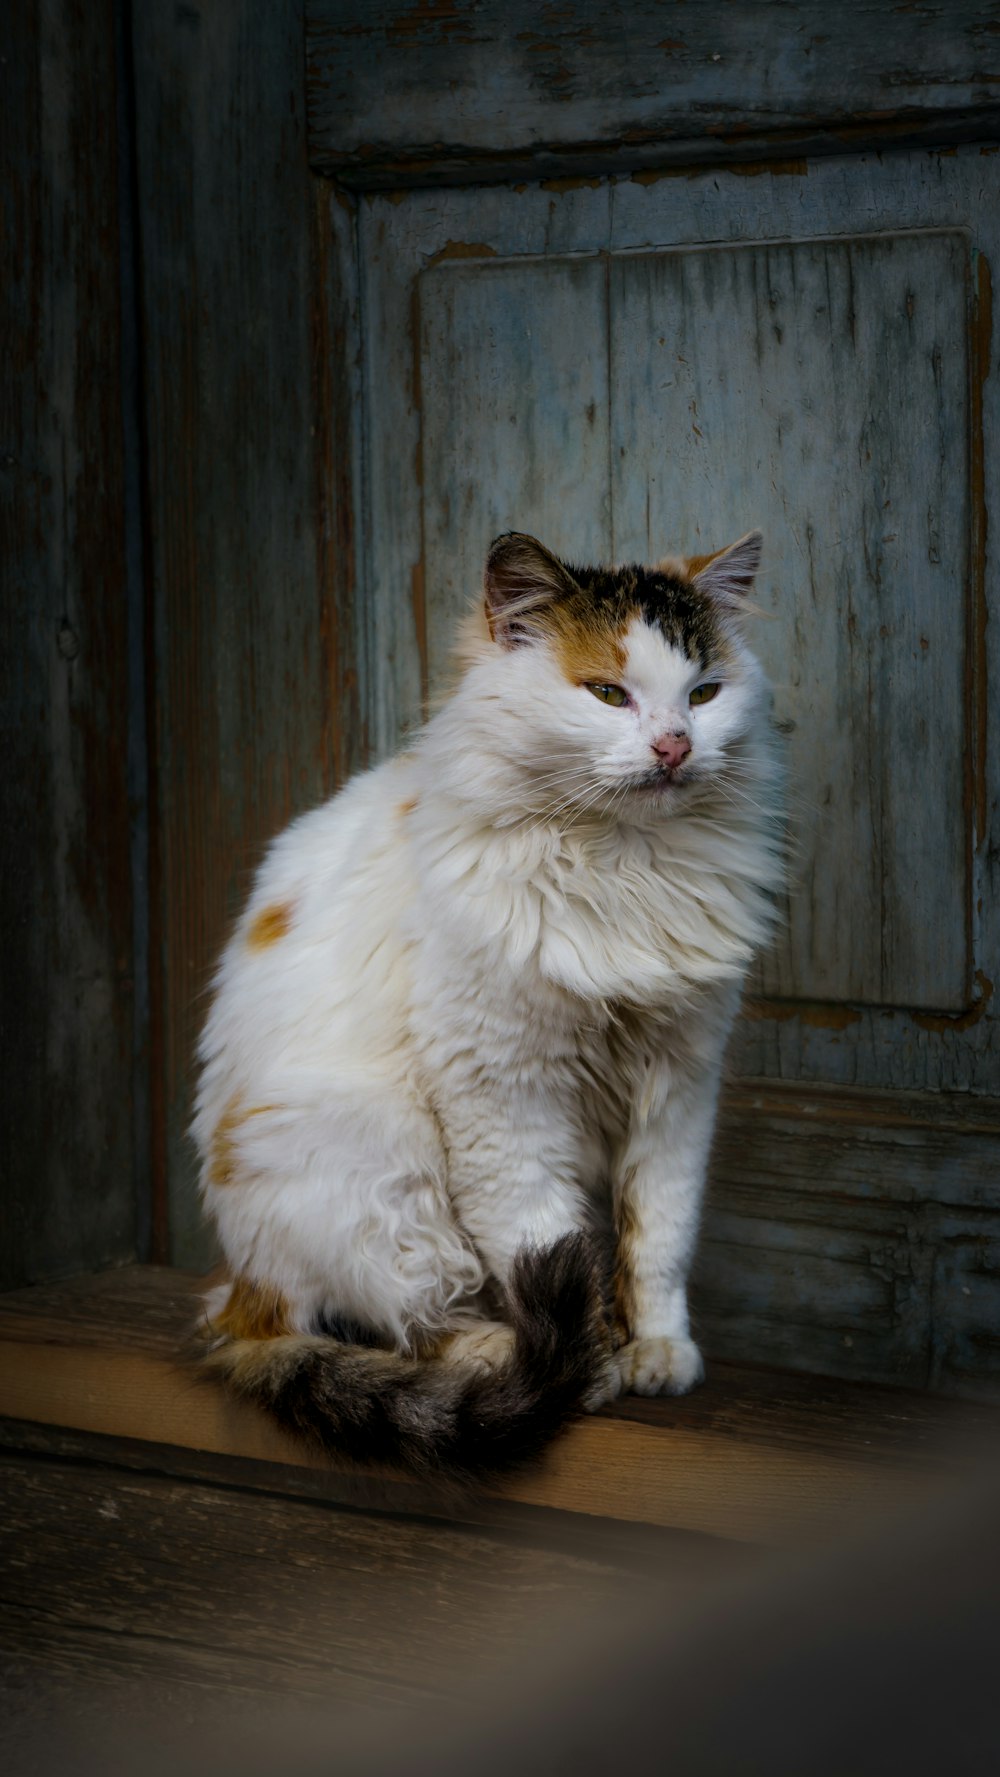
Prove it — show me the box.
[629,766,693,797]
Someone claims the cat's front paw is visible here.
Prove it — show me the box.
[616,1335,705,1397]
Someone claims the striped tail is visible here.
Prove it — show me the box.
[205,1234,609,1485]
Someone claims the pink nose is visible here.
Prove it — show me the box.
[651,731,691,770]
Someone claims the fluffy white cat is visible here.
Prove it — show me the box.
[193,529,782,1480]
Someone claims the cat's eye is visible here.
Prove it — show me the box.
[690,682,721,707]
[586,683,628,707]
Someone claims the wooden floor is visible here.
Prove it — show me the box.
[0,1264,996,1542]
[3,1425,750,1777]
[2,1264,998,1771]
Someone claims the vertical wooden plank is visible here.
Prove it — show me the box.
[360,181,611,756]
[0,0,136,1286]
[419,255,612,696]
[314,184,368,783]
[132,0,355,1265]
[116,0,154,1266]
[611,232,971,1013]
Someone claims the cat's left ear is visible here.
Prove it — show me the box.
[689,530,763,607]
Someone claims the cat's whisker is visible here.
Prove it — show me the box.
[513,764,599,796]
[714,784,778,822]
[510,768,615,825]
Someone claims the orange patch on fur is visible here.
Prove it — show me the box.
[682,545,727,578]
[397,795,419,817]
[212,1274,291,1341]
[209,1098,242,1187]
[247,902,292,950]
[550,611,627,687]
[486,533,631,681]
[208,1099,279,1187]
[525,591,628,685]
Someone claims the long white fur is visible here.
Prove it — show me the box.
[194,538,782,1396]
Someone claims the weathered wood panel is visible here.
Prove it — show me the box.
[420,255,611,687]
[416,230,973,1012]
[0,1453,644,1708]
[0,0,137,1287]
[3,1417,999,1777]
[362,181,610,756]
[611,231,972,1011]
[701,1087,1000,1394]
[131,1,363,1266]
[362,147,999,1100]
[307,0,1000,187]
[610,153,998,1089]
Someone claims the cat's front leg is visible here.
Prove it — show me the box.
[442,1095,621,1406]
[442,1078,591,1282]
[613,993,736,1397]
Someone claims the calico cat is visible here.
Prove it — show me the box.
[193,528,782,1482]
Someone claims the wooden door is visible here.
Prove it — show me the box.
[131,2,1000,1397]
[341,151,999,1397]
[305,4,1000,1397]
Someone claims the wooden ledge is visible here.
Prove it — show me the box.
[0,1265,995,1547]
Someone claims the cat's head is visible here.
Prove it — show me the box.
[472,529,769,816]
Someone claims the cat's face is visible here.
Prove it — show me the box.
[479,531,767,815]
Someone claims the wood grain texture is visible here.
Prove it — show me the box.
[611,149,1000,1096]
[416,228,974,1011]
[700,1081,1000,1395]
[0,1453,646,1707]
[5,1434,1000,1777]
[0,0,136,1287]
[306,0,1000,187]
[130,1,359,1266]
[0,1424,731,1771]
[0,1415,750,1576]
[697,1085,1000,1394]
[611,231,971,1011]
[1,1266,995,1546]
[419,255,612,692]
[361,180,611,754]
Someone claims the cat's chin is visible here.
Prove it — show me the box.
[628,772,693,802]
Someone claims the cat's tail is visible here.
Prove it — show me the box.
[203,1233,610,1486]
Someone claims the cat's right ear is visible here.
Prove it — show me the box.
[688,531,764,607]
[484,533,576,646]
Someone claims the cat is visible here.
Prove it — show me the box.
[193,527,783,1483]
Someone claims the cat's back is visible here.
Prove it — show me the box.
[196,756,419,1108]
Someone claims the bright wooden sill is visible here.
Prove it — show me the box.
[0,1265,994,1547]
